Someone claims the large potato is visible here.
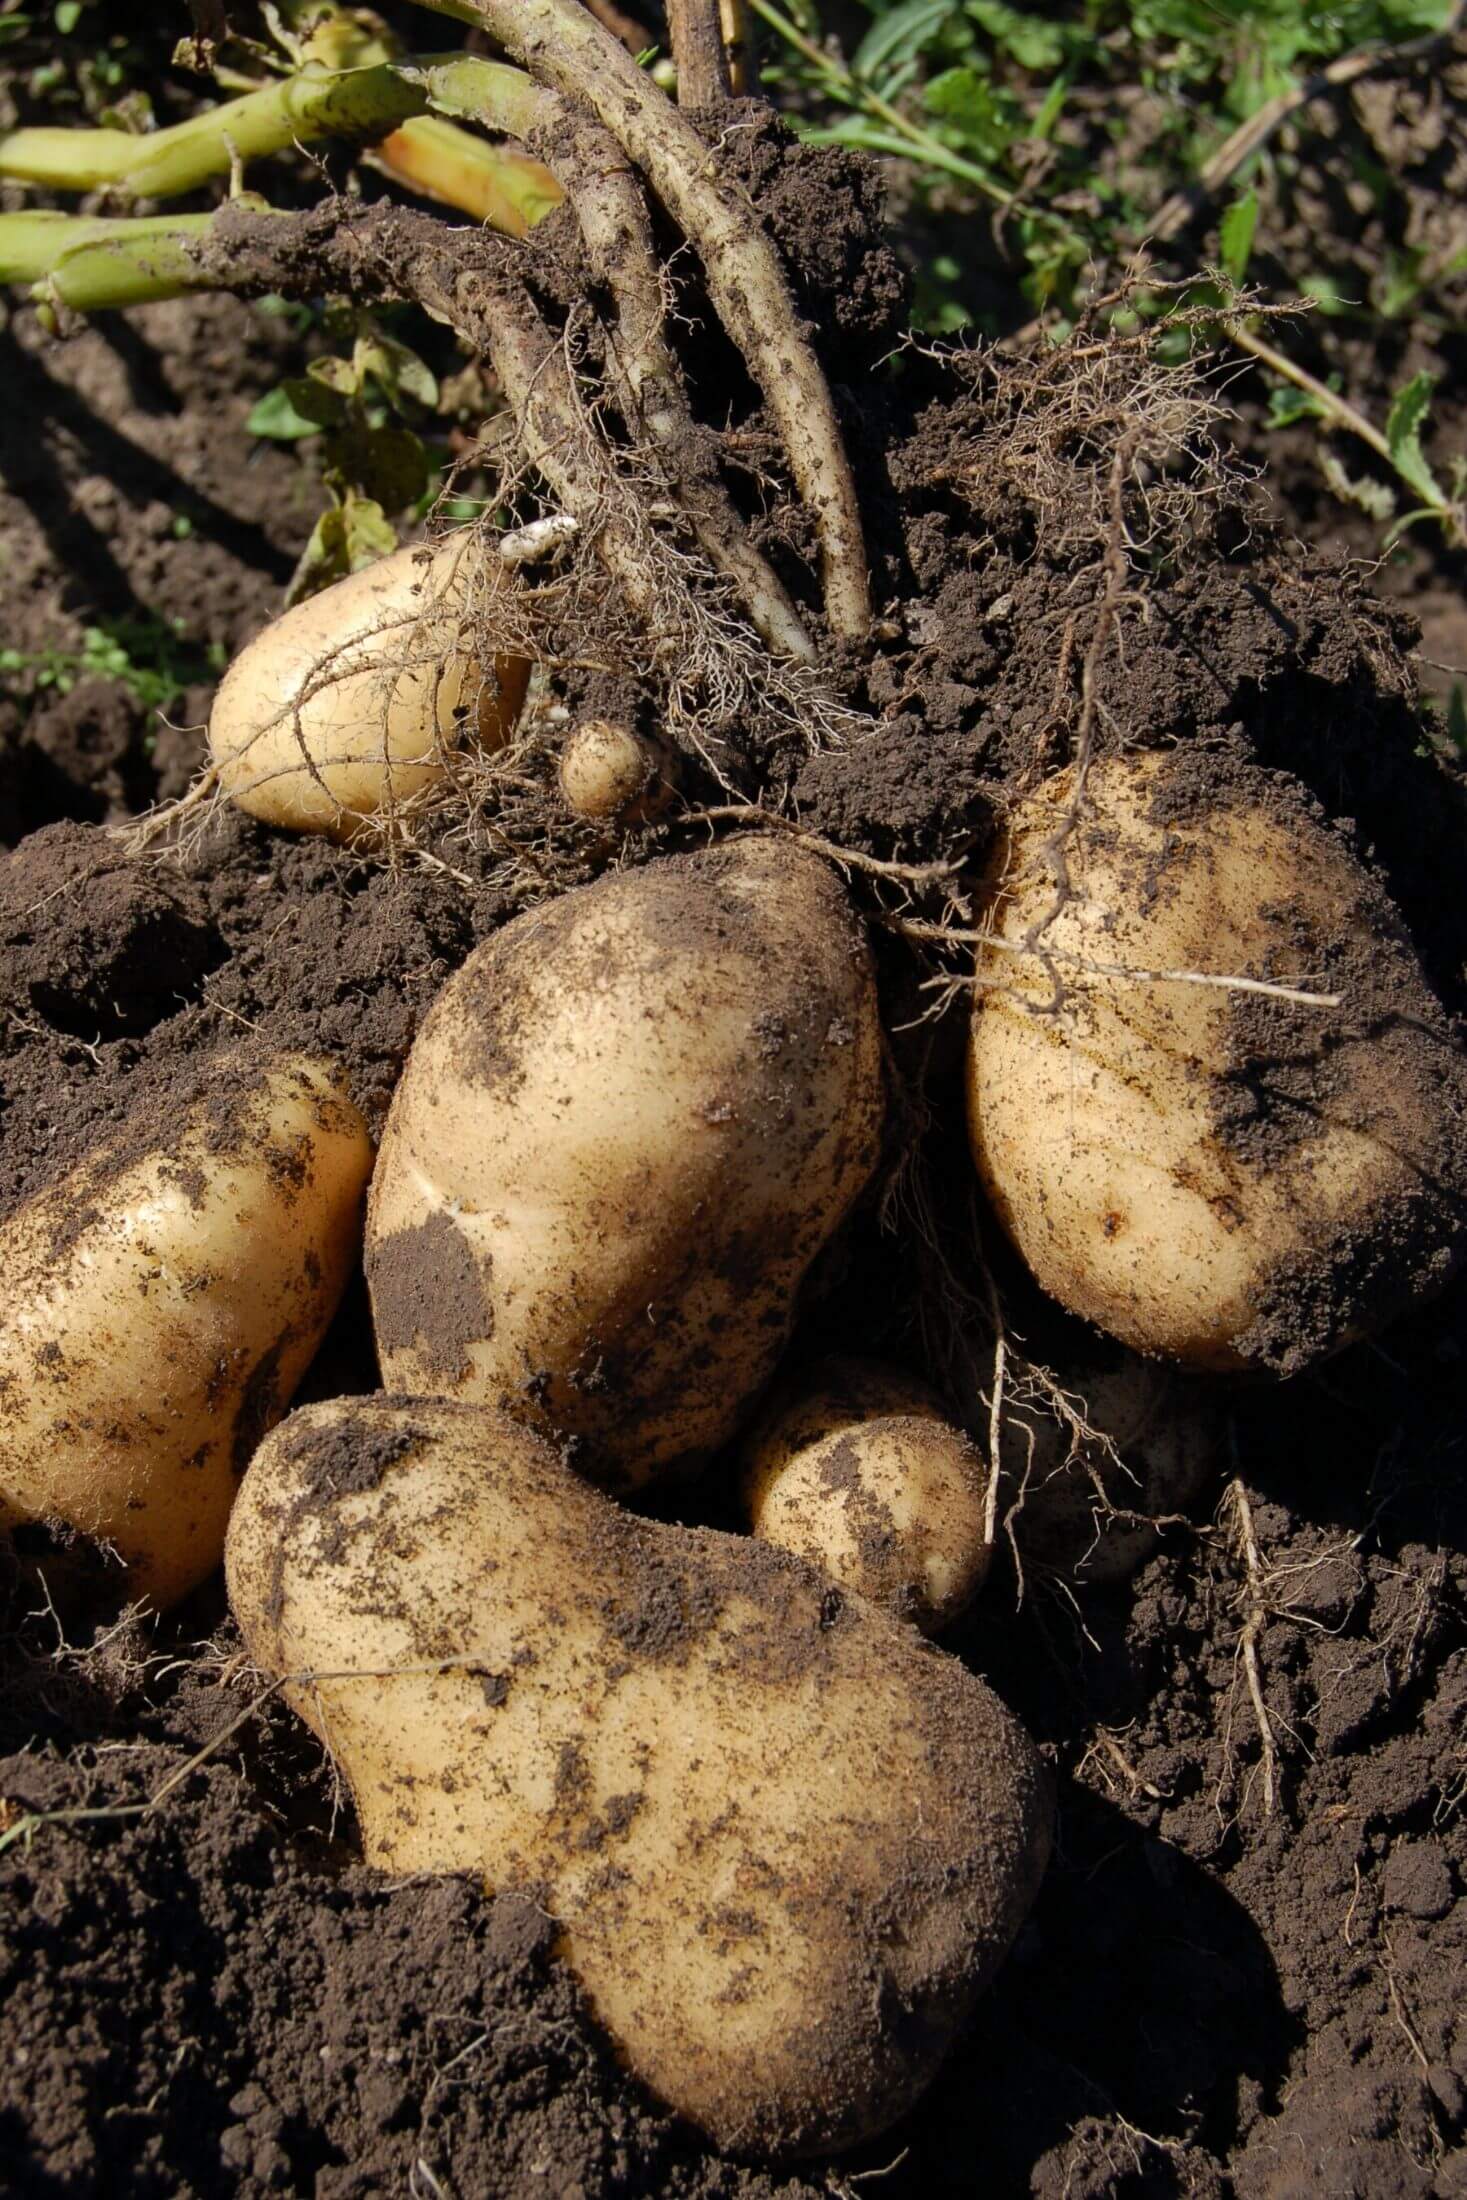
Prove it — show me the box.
[208,535,529,842]
[967,752,1467,1372]
[1007,1352,1223,1585]
[741,1357,990,1632]
[0,1054,372,1605]
[365,839,885,1487]
[226,1394,1051,2155]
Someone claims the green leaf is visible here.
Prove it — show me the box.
[1386,371,1446,509]
[965,0,1068,72]
[1266,384,1333,429]
[324,423,431,514]
[285,495,398,607]
[246,384,326,441]
[54,0,81,33]
[1318,451,1396,523]
[1218,188,1257,286]
[354,330,439,412]
[854,0,955,85]
[925,63,1017,159]
[1447,682,1467,756]
[307,353,363,398]
[0,20,35,47]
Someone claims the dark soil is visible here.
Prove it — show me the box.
[2,64,1465,2200]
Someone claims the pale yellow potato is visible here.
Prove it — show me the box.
[1007,1353,1223,1585]
[208,535,529,842]
[741,1356,990,1632]
[967,752,1467,1372]
[557,719,673,823]
[365,839,885,1488]
[0,1055,372,1606]
[226,1394,1051,2155]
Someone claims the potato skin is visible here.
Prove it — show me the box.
[0,1056,372,1605]
[208,536,529,842]
[226,1395,1051,2156]
[742,1357,990,1632]
[967,753,1467,1372]
[1008,1353,1222,1585]
[365,839,885,1488]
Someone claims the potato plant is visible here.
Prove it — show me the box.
[4,0,1467,2172]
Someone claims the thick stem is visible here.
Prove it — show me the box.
[721,0,757,95]
[0,63,425,198]
[374,116,562,234]
[0,55,563,242]
[667,0,732,107]
[0,207,224,309]
[416,0,871,637]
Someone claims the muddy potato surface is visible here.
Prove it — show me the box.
[365,839,885,1487]
[226,1395,1051,2156]
[0,1055,372,1605]
[1008,1353,1223,1584]
[967,752,1467,1372]
[742,1356,990,1631]
[208,535,529,841]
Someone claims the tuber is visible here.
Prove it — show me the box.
[208,534,529,842]
[365,839,885,1488]
[0,1053,372,1605]
[741,1356,990,1632]
[226,1393,1051,2156]
[966,752,1467,1372]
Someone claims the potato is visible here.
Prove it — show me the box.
[741,1357,989,1632]
[365,839,884,1488]
[208,535,530,842]
[967,752,1467,1372]
[226,1394,1051,2155]
[557,718,674,823]
[0,1054,372,1605]
[1007,1352,1223,1585]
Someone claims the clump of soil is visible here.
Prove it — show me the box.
[2,88,1466,2200]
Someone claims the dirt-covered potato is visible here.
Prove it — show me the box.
[1007,1352,1223,1585]
[226,1394,1050,2156]
[741,1357,989,1631]
[967,752,1467,1373]
[208,535,530,842]
[557,718,674,823]
[365,839,884,1488]
[0,1055,372,1605]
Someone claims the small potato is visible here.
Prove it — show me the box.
[967,752,1467,1372]
[741,1357,990,1632]
[208,534,530,842]
[366,839,885,1488]
[0,1055,372,1605]
[1008,1352,1223,1585]
[226,1394,1051,2156]
[557,718,674,823]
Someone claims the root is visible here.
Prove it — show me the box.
[679,802,963,885]
[1223,1475,1280,1817]
[513,89,816,659]
[892,914,1344,1013]
[438,0,872,636]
